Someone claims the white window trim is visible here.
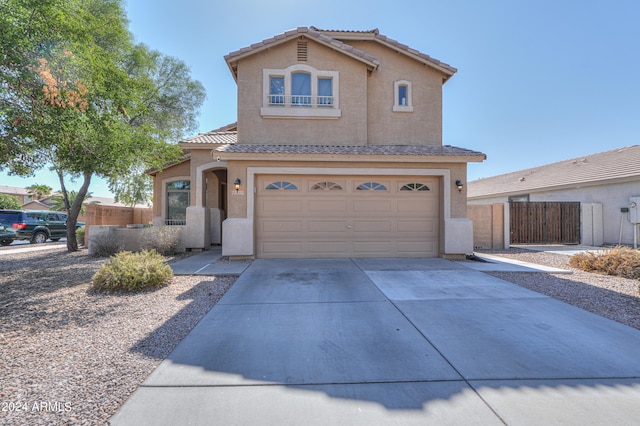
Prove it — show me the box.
[393,79,414,113]
[261,64,341,119]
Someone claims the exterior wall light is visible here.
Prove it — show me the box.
[234,178,241,191]
[455,180,463,192]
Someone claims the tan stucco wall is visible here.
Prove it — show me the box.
[234,38,446,147]
[347,41,444,145]
[236,39,369,145]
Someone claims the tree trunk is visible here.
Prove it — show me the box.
[64,172,92,252]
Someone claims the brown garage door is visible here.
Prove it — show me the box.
[255,175,440,258]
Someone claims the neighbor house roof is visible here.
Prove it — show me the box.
[216,144,485,162]
[468,145,640,199]
[224,26,456,82]
[0,185,29,196]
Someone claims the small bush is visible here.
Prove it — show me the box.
[76,226,86,246]
[141,226,183,255]
[569,246,640,280]
[92,250,173,292]
[90,229,124,257]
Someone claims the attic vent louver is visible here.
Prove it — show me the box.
[297,41,308,62]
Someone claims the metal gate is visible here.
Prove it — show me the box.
[510,202,580,244]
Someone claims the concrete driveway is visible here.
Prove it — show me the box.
[111,258,640,425]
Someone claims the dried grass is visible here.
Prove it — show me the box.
[569,246,640,280]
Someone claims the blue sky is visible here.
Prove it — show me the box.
[3,0,639,196]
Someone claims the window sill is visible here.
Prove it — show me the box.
[392,105,414,113]
[261,106,341,119]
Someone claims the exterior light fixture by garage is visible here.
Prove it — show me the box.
[455,180,463,192]
[234,178,241,191]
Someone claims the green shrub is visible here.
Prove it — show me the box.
[141,226,183,255]
[90,229,124,257]
[92,250,173,292]
[569,246,640,280]
[76,226,86,246]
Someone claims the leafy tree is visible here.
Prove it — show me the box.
[26,183,52,200]
[0,193,22,209]
[1,0,204,251]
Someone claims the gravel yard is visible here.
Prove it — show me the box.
[0,246,234,426]
[1,245,639,425]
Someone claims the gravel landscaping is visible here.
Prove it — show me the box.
[1,244,639,425]
[0,245,234,426]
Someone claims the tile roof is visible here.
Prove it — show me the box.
[224,26,456,81]
[0,185,29,196]
[468,145,640,199]
[225,27,380,79]
[310,26,457,78]
[216,144,485,158]
[179,131,237,145]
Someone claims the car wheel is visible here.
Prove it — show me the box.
[31,232,48,244]
[0,240,11,246]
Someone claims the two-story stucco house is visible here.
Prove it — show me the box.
[148,27,485,258]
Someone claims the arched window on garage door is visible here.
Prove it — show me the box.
[400,183,431,191]
[356,182,387,191]
[311,181,343,191]
[265,181,298,190]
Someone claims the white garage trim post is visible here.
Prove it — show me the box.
[223,166,475,257]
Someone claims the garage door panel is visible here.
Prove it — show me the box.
[397,199,436,212]
[353,221,390,233]
[261,241,303,254]
[397,241,435,253]
[353,200,390,212]
[256,175,440,258]
[308,221,349,232]
[308,200,348,212]
[261,200,302,213]
[261,220,303,233]
[353,241,392,253]
[397,220,437,234]
[307,241,350,253]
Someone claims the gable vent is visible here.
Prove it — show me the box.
[297,41,308,62]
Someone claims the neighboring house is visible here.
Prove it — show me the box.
[468,145,640,247]
[149,27,486,258]
[0,185,32,204]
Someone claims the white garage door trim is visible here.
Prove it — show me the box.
[235,167,452,257]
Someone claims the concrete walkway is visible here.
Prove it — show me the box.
[169,246,251,276]
[111,257,640,425]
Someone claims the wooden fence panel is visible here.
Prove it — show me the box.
[510,202,580,244]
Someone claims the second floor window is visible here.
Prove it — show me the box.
[291,72,311,105]
[262,64,340,118]
[393,80,414,112]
